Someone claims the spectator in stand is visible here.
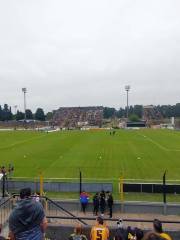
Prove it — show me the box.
[90,217,109,240]
[153,219,172,240]
[93,193,99,216]
[144,232,166,240]
[8,187,47,240]
[99,191,106,216]
[69,224,87,240]
[114,222,143,240]
[134,228,144,240]
[33,192,40,202]
[106,191,114,218]
[114,219,127,240]
[127,226,136,240]
[80,191,89,214]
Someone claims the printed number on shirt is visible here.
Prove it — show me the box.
[96,230,102,240]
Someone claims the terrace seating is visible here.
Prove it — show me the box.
[52,107,103,127]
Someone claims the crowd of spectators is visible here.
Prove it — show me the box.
[68,217,172,240]
[53,107,103,127]
[0,188,174,240]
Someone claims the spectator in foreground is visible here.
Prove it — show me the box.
[8,187,47,240]
[143,232,166,240]
[153,219,172,240]
[90,216,109,240]
[134,228,144,240]
[114,223,143,240]
[33,192,40,202]
[69,224,87,240]
[114,219,127,240]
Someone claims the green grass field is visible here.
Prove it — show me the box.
[0,129,180,182]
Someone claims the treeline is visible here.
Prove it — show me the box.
[0,104,53,121]
[103,103,180,119]
[1,103,180,121]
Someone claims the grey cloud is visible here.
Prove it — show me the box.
[0,0,180,112]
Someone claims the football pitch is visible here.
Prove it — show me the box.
[0,129,180,182]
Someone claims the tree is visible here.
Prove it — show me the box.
[0,105,2,121]
[35,108,45,121]
[25,109,33,119]
[46,112,53,121]
[1,104,13,121]
[133,105,143,118]
[103,107,116,119]
[16,111,25,120]
[175,103,180,117]
[129,114,140,122]
[116,108,125,118]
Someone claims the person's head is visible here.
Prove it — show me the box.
[144,232,165,240]
[153,219,163,234]
[74,224,82,235]
[20,188,31,199]
[134,228,144,240]
[127,226,135,240]
[96,216,104,225]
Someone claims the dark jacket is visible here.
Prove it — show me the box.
[9,198,45,237]
[93,195,99,207]
[107,194,114,207]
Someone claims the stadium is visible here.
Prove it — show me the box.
[0,106,180,239]
[1,1,180,240]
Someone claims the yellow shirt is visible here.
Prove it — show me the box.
[91,224,109,240]
[160,233,172,240]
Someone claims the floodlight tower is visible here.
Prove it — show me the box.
[125,85,131,119]
[22,88,27,122]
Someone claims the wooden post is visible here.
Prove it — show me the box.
[120,176,124,212]
[40,173,44,196]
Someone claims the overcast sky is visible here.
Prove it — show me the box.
[0,0,180,113]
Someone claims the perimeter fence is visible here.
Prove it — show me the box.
[2,176,180,203]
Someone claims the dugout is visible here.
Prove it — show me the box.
[126,121,146,128]
[123,183,180,194]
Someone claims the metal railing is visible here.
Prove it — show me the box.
[1,194,180,232]
[44,196,88,225]
[0,196,14,227]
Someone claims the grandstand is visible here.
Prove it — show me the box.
[52,106,104,128]
[143,105,163,125]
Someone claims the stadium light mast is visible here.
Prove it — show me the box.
[125,85,131,119]
[22,88,27,122]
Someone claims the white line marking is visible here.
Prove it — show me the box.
[0,134,47,151]
[139,134,180,152]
